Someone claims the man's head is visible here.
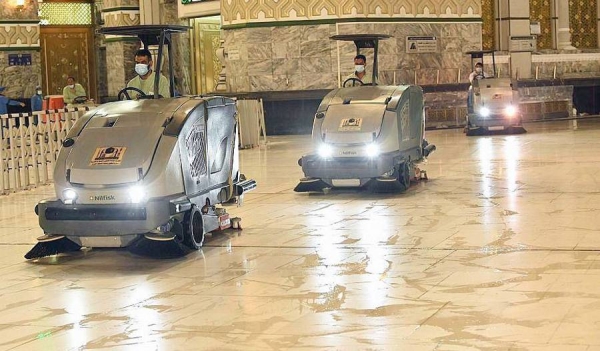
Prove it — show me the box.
[475,62,483,73]
[134,49,153,77]
[66,77,76,87]
[354,54,367,73]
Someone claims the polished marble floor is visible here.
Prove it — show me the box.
[2,120,600,350]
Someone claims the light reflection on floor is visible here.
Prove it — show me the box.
[2,120,600,349]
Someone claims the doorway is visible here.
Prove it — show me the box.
[40,26,97,100]
[190,16,222,95]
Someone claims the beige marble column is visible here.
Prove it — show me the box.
[498,0,532,79]
[101,0,141,96]
[555,0,577,51]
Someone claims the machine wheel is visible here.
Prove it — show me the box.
[184,207,205,250]
[398,162,411,191]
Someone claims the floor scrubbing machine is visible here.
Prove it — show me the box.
[26,25,256,259]
[465,50,526,136]
[295,34,435,193]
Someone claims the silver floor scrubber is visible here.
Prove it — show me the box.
[26,25,256,259]
[295,34,435,193]
[465,50,526,136]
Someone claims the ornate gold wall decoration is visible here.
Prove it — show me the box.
[38,2,93,25]
[221,0,482,26]
[570,0,598,48]
[191,18,222,94]
[480,0,493,50]
[529,0,551,49]
[103,12,142,27]
[0,24,40,48]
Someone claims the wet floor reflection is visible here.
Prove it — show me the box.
[3,121,600,349]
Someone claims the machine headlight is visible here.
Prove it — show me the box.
[318,144,333,159]
[128,186,147,204]
[479,107,490,117]
[62,188,78,204]
[365,143,380,157]
[505,105,517,117]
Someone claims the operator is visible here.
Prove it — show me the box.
[467,62,490,113]
[62,76,87,104]
[468,62,490,83]
[0,86,26,138]
[345,54,373,85]
[0,86,25,115]
[127,49,171,98]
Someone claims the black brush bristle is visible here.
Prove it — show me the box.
[128,236,190,259]
[24,238,82,259]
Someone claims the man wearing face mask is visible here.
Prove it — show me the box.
[31,86,43,125]
[468,62,490,83]
[62,77,87,104]
[127,49,171,98]
[345,54,373,85]
[467,62,490,113]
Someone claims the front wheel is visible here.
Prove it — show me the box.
[397,162,411,192]
[184,207,205,250]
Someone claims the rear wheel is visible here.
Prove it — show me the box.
[184,207,205,250]
[397,162,411,192]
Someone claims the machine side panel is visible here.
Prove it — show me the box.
[205,100,236,187]
[177,103,209,197]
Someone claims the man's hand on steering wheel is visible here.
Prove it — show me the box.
[73,96,89,104]
[118,87,147,100]
[342,77,364,87]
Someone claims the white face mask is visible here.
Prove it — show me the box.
[36,90,42,95]
[135,63,149,76]
[355,65,365,73]
[475,67,483,73]
[68,84,75,89]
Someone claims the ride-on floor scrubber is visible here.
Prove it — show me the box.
[26,25,256,259]
[295,34,436,193]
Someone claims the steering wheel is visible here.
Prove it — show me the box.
[342,77,364,87]
[118,87,147,100]
[73,96,89,104]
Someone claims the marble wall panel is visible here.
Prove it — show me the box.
[223,22,486,92]
[246,27,272,44]
[247,59,272,76]
[302,73,336,90]
[250,74,287,91]
[300,25,332,41]
[301,40,330,57]
[247,43,272,60]
[287,74,303,90]
[0,51,42,98]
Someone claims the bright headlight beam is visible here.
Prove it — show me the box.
[479,107,490,117]
[365,143,379,157]
[318,144,333,159]
[63,188,77,204]
[505,105,517,117]
[128,186,146,204]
